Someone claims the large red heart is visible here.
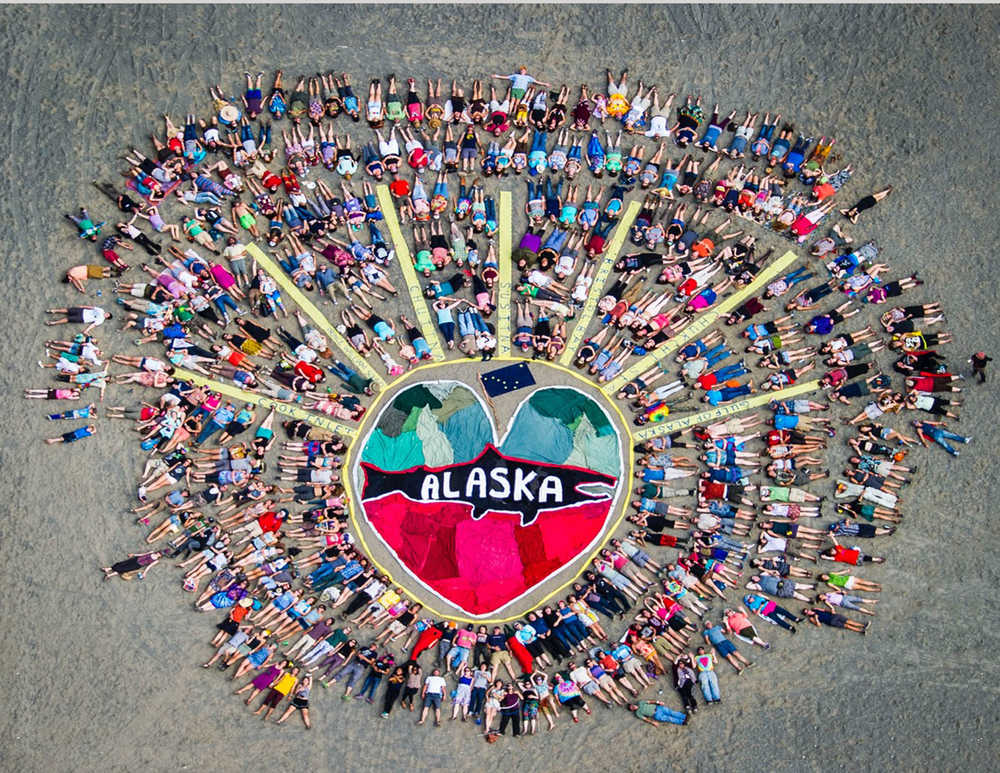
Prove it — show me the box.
[353,382,623,617]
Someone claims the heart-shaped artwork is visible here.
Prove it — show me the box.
[351,379,625,617]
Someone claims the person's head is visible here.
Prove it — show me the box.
[431,668,440,676]
[696,647,705,655]
[627,703,639,712]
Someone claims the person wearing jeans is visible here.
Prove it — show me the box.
[469,664,490,718]
[701,343,732,368]
[693,648,720,703]
[555,601,589,647]
[744,593,801,632]
[357,654,390,703]
[703,382,753,406]
[630,700,688,726]
[913,420,971,457]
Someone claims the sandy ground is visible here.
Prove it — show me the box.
[2,4,1000,772]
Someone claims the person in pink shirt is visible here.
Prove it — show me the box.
[446,624,479,675]
[723,607,770,649]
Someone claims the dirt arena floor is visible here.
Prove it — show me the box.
[1,5,999,772]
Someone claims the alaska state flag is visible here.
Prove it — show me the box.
[480,362,536,397]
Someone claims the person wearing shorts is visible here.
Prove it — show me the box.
[418,669,447,727]
[486,626,515,681]
[702,621,752,672]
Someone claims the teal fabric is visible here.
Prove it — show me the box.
[564,414,621,478]
[500,403,574,465]
[360,429,425,471]
[442,403,493,463]
[529,388,614,436]
[415,406,454,467]
[392,385,442,414]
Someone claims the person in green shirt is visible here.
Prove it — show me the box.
[300,627,352,669]
[628,699,688,726]
[820,572,882,593]
[66,207,104,240]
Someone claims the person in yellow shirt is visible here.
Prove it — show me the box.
[350,587,402,628]
[253,666,299,721]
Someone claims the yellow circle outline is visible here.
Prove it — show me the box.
[343,357,635,623]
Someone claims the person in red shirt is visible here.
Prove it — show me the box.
[695,360,750,390]
[904,372,963,393]
[257,508,286,534]
[231,507,287,545]
[698,480,753,507]
[726,295,767,325]
[764,428,825,446]
[819,536,885,566]
[293,359,325,384]
[388,177,411,199]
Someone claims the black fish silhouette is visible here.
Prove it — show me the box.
[360,445,617,527]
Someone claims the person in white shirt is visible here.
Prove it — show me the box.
[417,668,448,727]
[45,306,112,335]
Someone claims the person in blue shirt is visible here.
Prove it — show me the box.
[703,381,754,406]
[195,402,235,444]
[45,424,96,444]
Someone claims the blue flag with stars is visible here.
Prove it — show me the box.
[480,362,536,397]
